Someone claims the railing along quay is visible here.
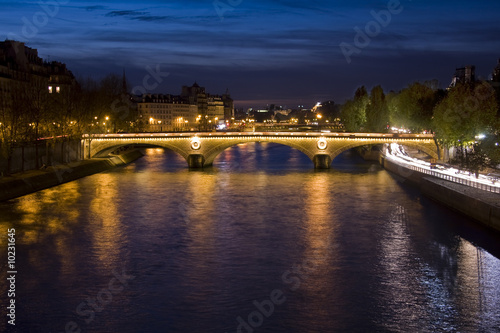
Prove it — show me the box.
[406,164,500,194]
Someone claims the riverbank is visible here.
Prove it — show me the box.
[381,155,500,232]
[0,149,143,202]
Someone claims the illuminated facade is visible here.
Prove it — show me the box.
[138,94,198,132]
[138,83,234,132]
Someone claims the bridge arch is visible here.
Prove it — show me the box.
[84,133,440,169]
[86,137,193,161]
[201,137,318,166]
[93,142,189,161]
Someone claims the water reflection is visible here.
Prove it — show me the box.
[89,173,126,272]
[0,146,499,332]
[291,172,338,331]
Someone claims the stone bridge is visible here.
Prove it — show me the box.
[83,132,440,169]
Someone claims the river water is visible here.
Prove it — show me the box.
[1,143,499,333]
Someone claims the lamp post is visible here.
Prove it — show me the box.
[103,121,107,133]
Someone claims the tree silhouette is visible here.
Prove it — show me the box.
[365,85,389,132]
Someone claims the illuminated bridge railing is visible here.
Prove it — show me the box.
[407,165,500,194]
[84,132,435,139]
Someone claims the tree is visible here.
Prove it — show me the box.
[97,74,137,133]
[389,82,439,132]
[340,86,368,132]
[451,143,490,178]
[434,81,498,170]
[365,85,389,132]
[0,81,32,175]
[316,100,340,123]
[479,134,500,169]
[433,81,498,145]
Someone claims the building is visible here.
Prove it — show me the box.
[449,65,475,87]
[207,95,225,124]
[137,94,198,132]
[222,89,234,122]
[0,40,76,108]
[137,82,234,132]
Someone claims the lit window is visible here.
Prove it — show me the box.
[48,86,53,93]
[56,86,60,93]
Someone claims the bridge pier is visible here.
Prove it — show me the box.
[313,154,331,169]
[187,154,205,169]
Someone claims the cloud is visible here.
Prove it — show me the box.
[132,15,168,22]
[2,0,499,106]
[85,5,108,11]
[106,10,149,17]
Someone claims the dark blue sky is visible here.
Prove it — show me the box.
[2,0,500,108]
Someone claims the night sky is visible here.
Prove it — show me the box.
[2,0,500,108]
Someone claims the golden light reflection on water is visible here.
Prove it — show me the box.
[15,181,81,244]
[1,146,499,332]
[89,172,125,271]
[296,172,336,318]
[184,172,217,241]
[2,181,84,276]
[303,172,334,253]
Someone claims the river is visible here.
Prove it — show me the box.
[1,143,499,333]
